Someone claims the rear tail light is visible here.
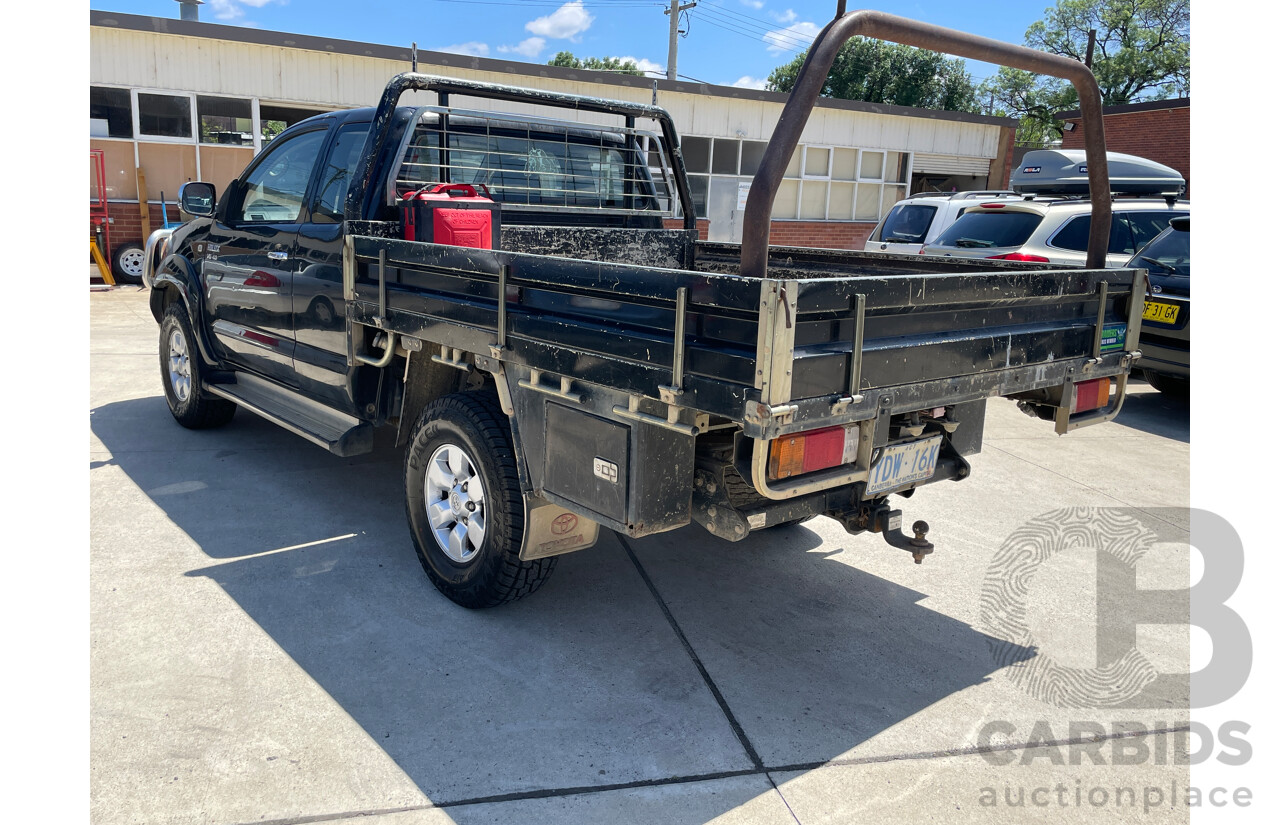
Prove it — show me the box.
[1070,378,1111,414]
[768,424,860,480]
[987,252,1051,262]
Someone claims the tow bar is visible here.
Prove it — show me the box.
[873,509,934,564]
[833,502,935,564]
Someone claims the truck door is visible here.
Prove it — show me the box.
[203,125,330,382]
[291,120,371,414]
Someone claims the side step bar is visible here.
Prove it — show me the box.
[207,373,373,457]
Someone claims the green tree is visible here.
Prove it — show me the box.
[979,0,1190,145]
[766,38,980,113]
[547,51,646,76]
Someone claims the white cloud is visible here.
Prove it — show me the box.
[618,55,665,78]
[763,20,820,54]
[206,0,245,20]
[206,0,279,19]
[770,9,798,24]
[526,1,594,41]
[740,0,765,8]
[732,75,768,90]
[438,41,491,57]
[498,37,547,58]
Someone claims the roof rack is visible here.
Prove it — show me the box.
[1017,193,1190,206]
[907,189,1015,200]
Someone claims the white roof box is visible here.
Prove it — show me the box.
[1011,149,1185,196]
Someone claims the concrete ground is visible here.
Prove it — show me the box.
[91,286,1192,824]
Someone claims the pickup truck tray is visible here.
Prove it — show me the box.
[347,232,1143,441]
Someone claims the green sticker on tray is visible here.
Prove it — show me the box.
[1099,323,1127,353]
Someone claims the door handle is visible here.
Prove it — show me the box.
[267,250,289,261]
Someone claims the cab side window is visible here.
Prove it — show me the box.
[234,128,327,223]
[310,123,371,224]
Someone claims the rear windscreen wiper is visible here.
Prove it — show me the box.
[953,238,996,248]
[1139,255,1178,273]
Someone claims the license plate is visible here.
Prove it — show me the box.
[866,436,942,495]
[1142,301,1180,324]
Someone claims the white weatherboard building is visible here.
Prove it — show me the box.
[90,9,1017,250]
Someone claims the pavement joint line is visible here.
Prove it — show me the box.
[764,772,805,825]
[762,724,1193,773]
[225,804,436,825]
[435,768,763,809]
[615,532,767,771]
[191,533,360,567]
[985,443,1189,532]
[226,726,1195,822]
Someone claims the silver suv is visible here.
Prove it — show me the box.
[862,190,1018,255]
[918,149,1188,267]
[917,196,1189,267]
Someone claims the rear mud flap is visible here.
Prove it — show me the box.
[519,496,601,561]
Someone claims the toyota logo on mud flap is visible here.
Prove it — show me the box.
[551,513,578,535]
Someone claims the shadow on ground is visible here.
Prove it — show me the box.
[93,394,1035,812]
[1113,380,1189,443]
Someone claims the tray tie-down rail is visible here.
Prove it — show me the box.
[610,286,698,437]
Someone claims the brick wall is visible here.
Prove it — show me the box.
[663,218,876,251]
[1061,105,1190,196]
[99,202,182,252]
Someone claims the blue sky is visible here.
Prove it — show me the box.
[90,0,1061,89]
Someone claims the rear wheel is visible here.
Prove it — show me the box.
[159,304,236,429]
[1144,369,1189,398]
[404,392,556,608]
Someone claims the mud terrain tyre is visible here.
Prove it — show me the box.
[404,392,556,608]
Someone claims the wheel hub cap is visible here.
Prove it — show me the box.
[425,444,487,564]
[121,249,145,276]
[168,329,192,402]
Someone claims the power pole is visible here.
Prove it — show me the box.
[665,0,697,82]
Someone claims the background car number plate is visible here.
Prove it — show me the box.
[866,436,942,495]
[1142,301,1180,324]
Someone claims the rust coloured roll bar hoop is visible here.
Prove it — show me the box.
[740,10,1111,275]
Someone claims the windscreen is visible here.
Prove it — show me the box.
[871,203,937,243]
[933,210,1044,249]
[390,110,665,214]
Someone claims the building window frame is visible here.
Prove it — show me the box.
[675,135,914,223]
[91,82,345,203]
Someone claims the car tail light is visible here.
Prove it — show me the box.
[1070,378,1111,414]
[979,203,1005,208]
[987,252,1051,262]
[768,424,860,480]
[244,271,282,288]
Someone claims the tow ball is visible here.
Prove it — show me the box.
[871,508,934,564]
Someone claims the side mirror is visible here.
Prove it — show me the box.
[179,181,217,218]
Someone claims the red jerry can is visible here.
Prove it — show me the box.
[399,183,501,249]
